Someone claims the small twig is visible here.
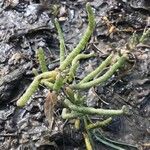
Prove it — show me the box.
[142,143,150,147]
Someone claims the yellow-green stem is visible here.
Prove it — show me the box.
[86,117,112,130]
[62,108,84,119]
[83,132,93,150]
[17,71,58,107]
[40,79,54,89]
[55,18,66,64]
[68,53,95,81]
[64,99,128,116]
[59,3,95,71]
[73,54,128,89]
[80,53,113,84]
[37,48,48,72]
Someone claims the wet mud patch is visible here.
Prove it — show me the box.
[0,0,150,150]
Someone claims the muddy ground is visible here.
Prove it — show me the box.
[0,0,150,150]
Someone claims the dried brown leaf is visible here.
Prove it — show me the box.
[44,91,57,130]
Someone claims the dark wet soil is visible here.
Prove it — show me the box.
[0,0,150,150]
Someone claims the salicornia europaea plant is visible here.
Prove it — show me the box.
[16,3,147,150]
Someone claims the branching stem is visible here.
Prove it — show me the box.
[17,71,58,107]
[62,108,84,119]
[80,53,113,84]
[68,53,95,81]
[73,54,128,89]
[64,99,128,116]
[40,79,54,89]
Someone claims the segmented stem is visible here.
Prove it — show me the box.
[62,108,84,119]
[53,73,64,92]
[65,87,76,103]
[83,132,93,150]
[80,53,113,84]
[40,79,54,89]
[73,54,128,89]
[17,77,40,107]
[86,117,112,130]
[37,47,48,72]
[68,53,95,81]
[17,71,58,107]
[139,28,150,44]
[64,99,128,116]
[59,3,95,71]
[55,18,66,64]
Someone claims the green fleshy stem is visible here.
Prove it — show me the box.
[37,47,48,73]
[40,79,54,90]
[53,73,64,92]
[64,99,129,116]
[83,117,95,149]
[86,117,112,130]
[72,54,128,89]
[32,68,39,76]
[80,53,113,84]
[54,18,66,64]
[139,28,150,44]
[59,3,95,71]
[65,87,76,103]
[68,53,95,81]
[62,108,84,119]
[17,71,58,107]
[83,132,93,150]
[128,32,139,50]
[67,62,79,82]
